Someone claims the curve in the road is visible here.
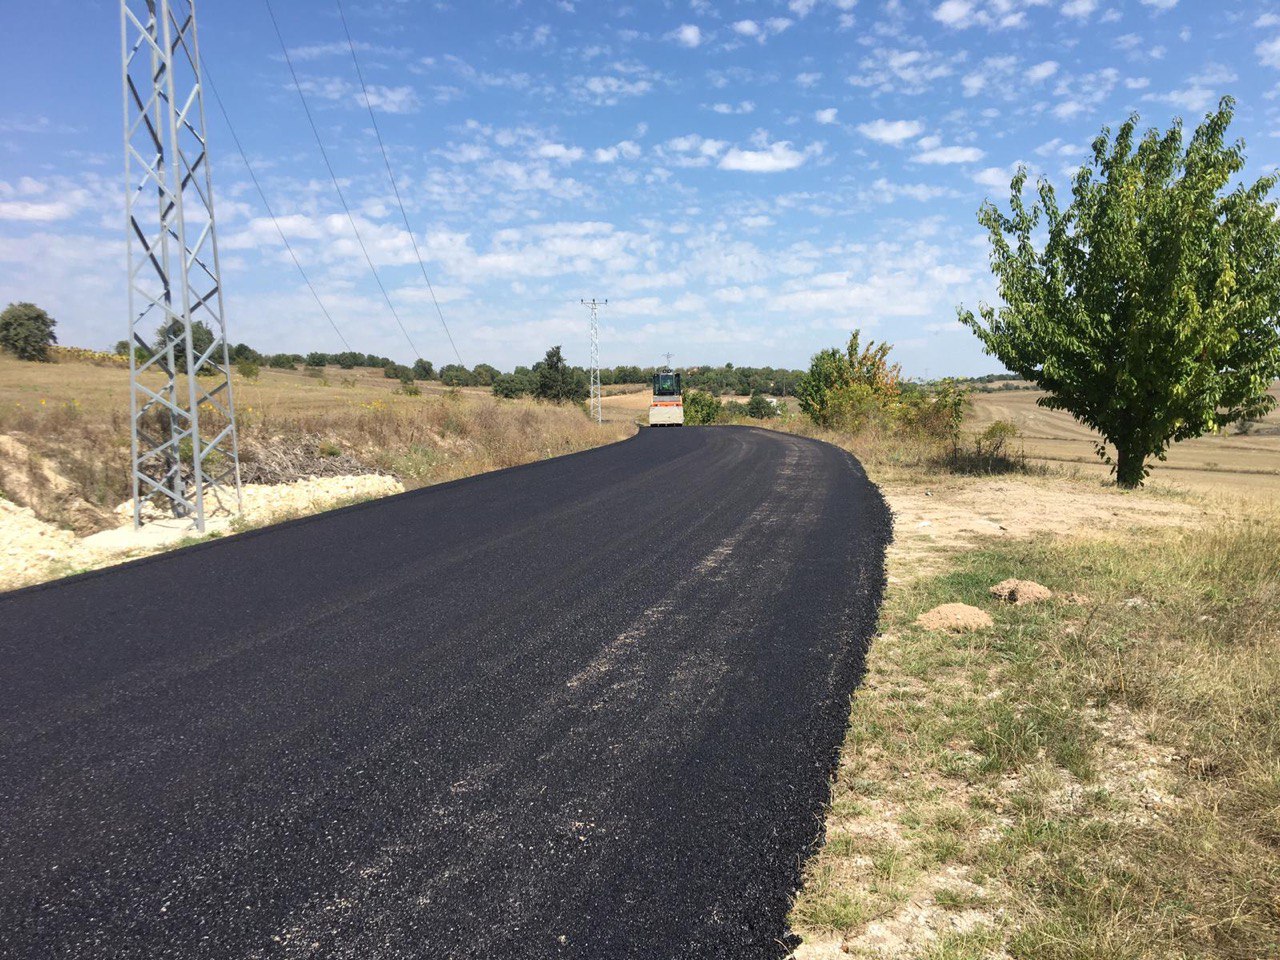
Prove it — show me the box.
[0,425,891,960]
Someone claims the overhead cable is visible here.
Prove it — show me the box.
[263,0,427,362]
[204,64,353,352]
[335,0,464,367]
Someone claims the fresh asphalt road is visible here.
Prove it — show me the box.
[0,426,890,960]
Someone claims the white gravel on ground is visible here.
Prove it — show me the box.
[1,475,404,591]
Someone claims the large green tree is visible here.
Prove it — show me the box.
[534,345,588,403]
[0,302,58,361]
[960,98,1280,487]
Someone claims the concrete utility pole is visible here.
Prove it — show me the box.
[582,299,606,424]
[121,0,241,531]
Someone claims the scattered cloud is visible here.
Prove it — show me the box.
[913,144,985,164]
[667,24,703,48]
[856,118,925,145]
[720,139,822,173]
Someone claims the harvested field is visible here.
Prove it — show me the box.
[967,385,1280,495]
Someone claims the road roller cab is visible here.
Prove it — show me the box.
[649,370,684,426]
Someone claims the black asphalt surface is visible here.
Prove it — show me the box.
[0,426,890,960]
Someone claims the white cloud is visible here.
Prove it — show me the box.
[662,134,730,167]
[972,163,1023,189]
[592,141,641,163]
[1026,60,1059,82]
[294,77,422,114]
[962,72,986,97]
[932,0,1038,30]
[856,118,925,146]
[729,17,792,43]
[0,201,77,222]
[934,0,975,26]
[1143,64,1237,114]
[1140,0,1178,9]
[814,108,839,125]
[1061,0,1098,18]
[720,140,821,173]
[866,178,957,202]
[711,101,756,114]
[913,145,985,164]
[795,72,823,88]
[848,47,963,95]
[535,143,584,163]
[667,24,703,48]
[1259,35,1280,68]
[573,74,654,105]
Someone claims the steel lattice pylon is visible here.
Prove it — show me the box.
[582,299,605,424]
[121,0,240,531]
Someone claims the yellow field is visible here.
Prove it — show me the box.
[968,386,1280,494]
[0,354,629,531]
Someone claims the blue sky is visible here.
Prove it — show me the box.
[1,0,1278,375]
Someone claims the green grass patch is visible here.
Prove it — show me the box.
[791,510,1280,958]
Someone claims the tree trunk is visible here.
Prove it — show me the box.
[1115,448,1145,489]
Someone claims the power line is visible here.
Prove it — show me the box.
[262,0,427,363]
[203,65,352,353]
[334,0,463,368]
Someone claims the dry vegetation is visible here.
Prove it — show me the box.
[783,416,1280,958]
[0,353,630,587]
[965,387,1280,495]
[0,355,629,593]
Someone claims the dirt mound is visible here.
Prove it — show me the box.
[0,435,112,534]
[990,578,1052,605]
[0,496,103,590]
[915,603,993,632]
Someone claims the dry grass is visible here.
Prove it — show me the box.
[790,494,1280,959]
[966,386,1280,495]
[0,353,631,531]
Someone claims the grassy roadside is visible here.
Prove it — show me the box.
[789,493,1280,958]
[0,353,631,527]
[0,354,632,591]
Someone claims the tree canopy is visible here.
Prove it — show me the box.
[0,302,58,362]
[959,98,1280,487]
[535,345,588,403]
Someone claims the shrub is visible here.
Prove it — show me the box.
[796,330,900,429]
[493,372,534,399]
[471,363,500,386]
[398,381,422,397]
[979,420,1019,457]
[1,301,58,361]
[268,354,295,370]
[439,364,477,387]
[412,358,435,381]
[305,352,327,368]
[236,360,260,380]
[683,389,723,425]
[747,390,777,420]
[797,331,970,442]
